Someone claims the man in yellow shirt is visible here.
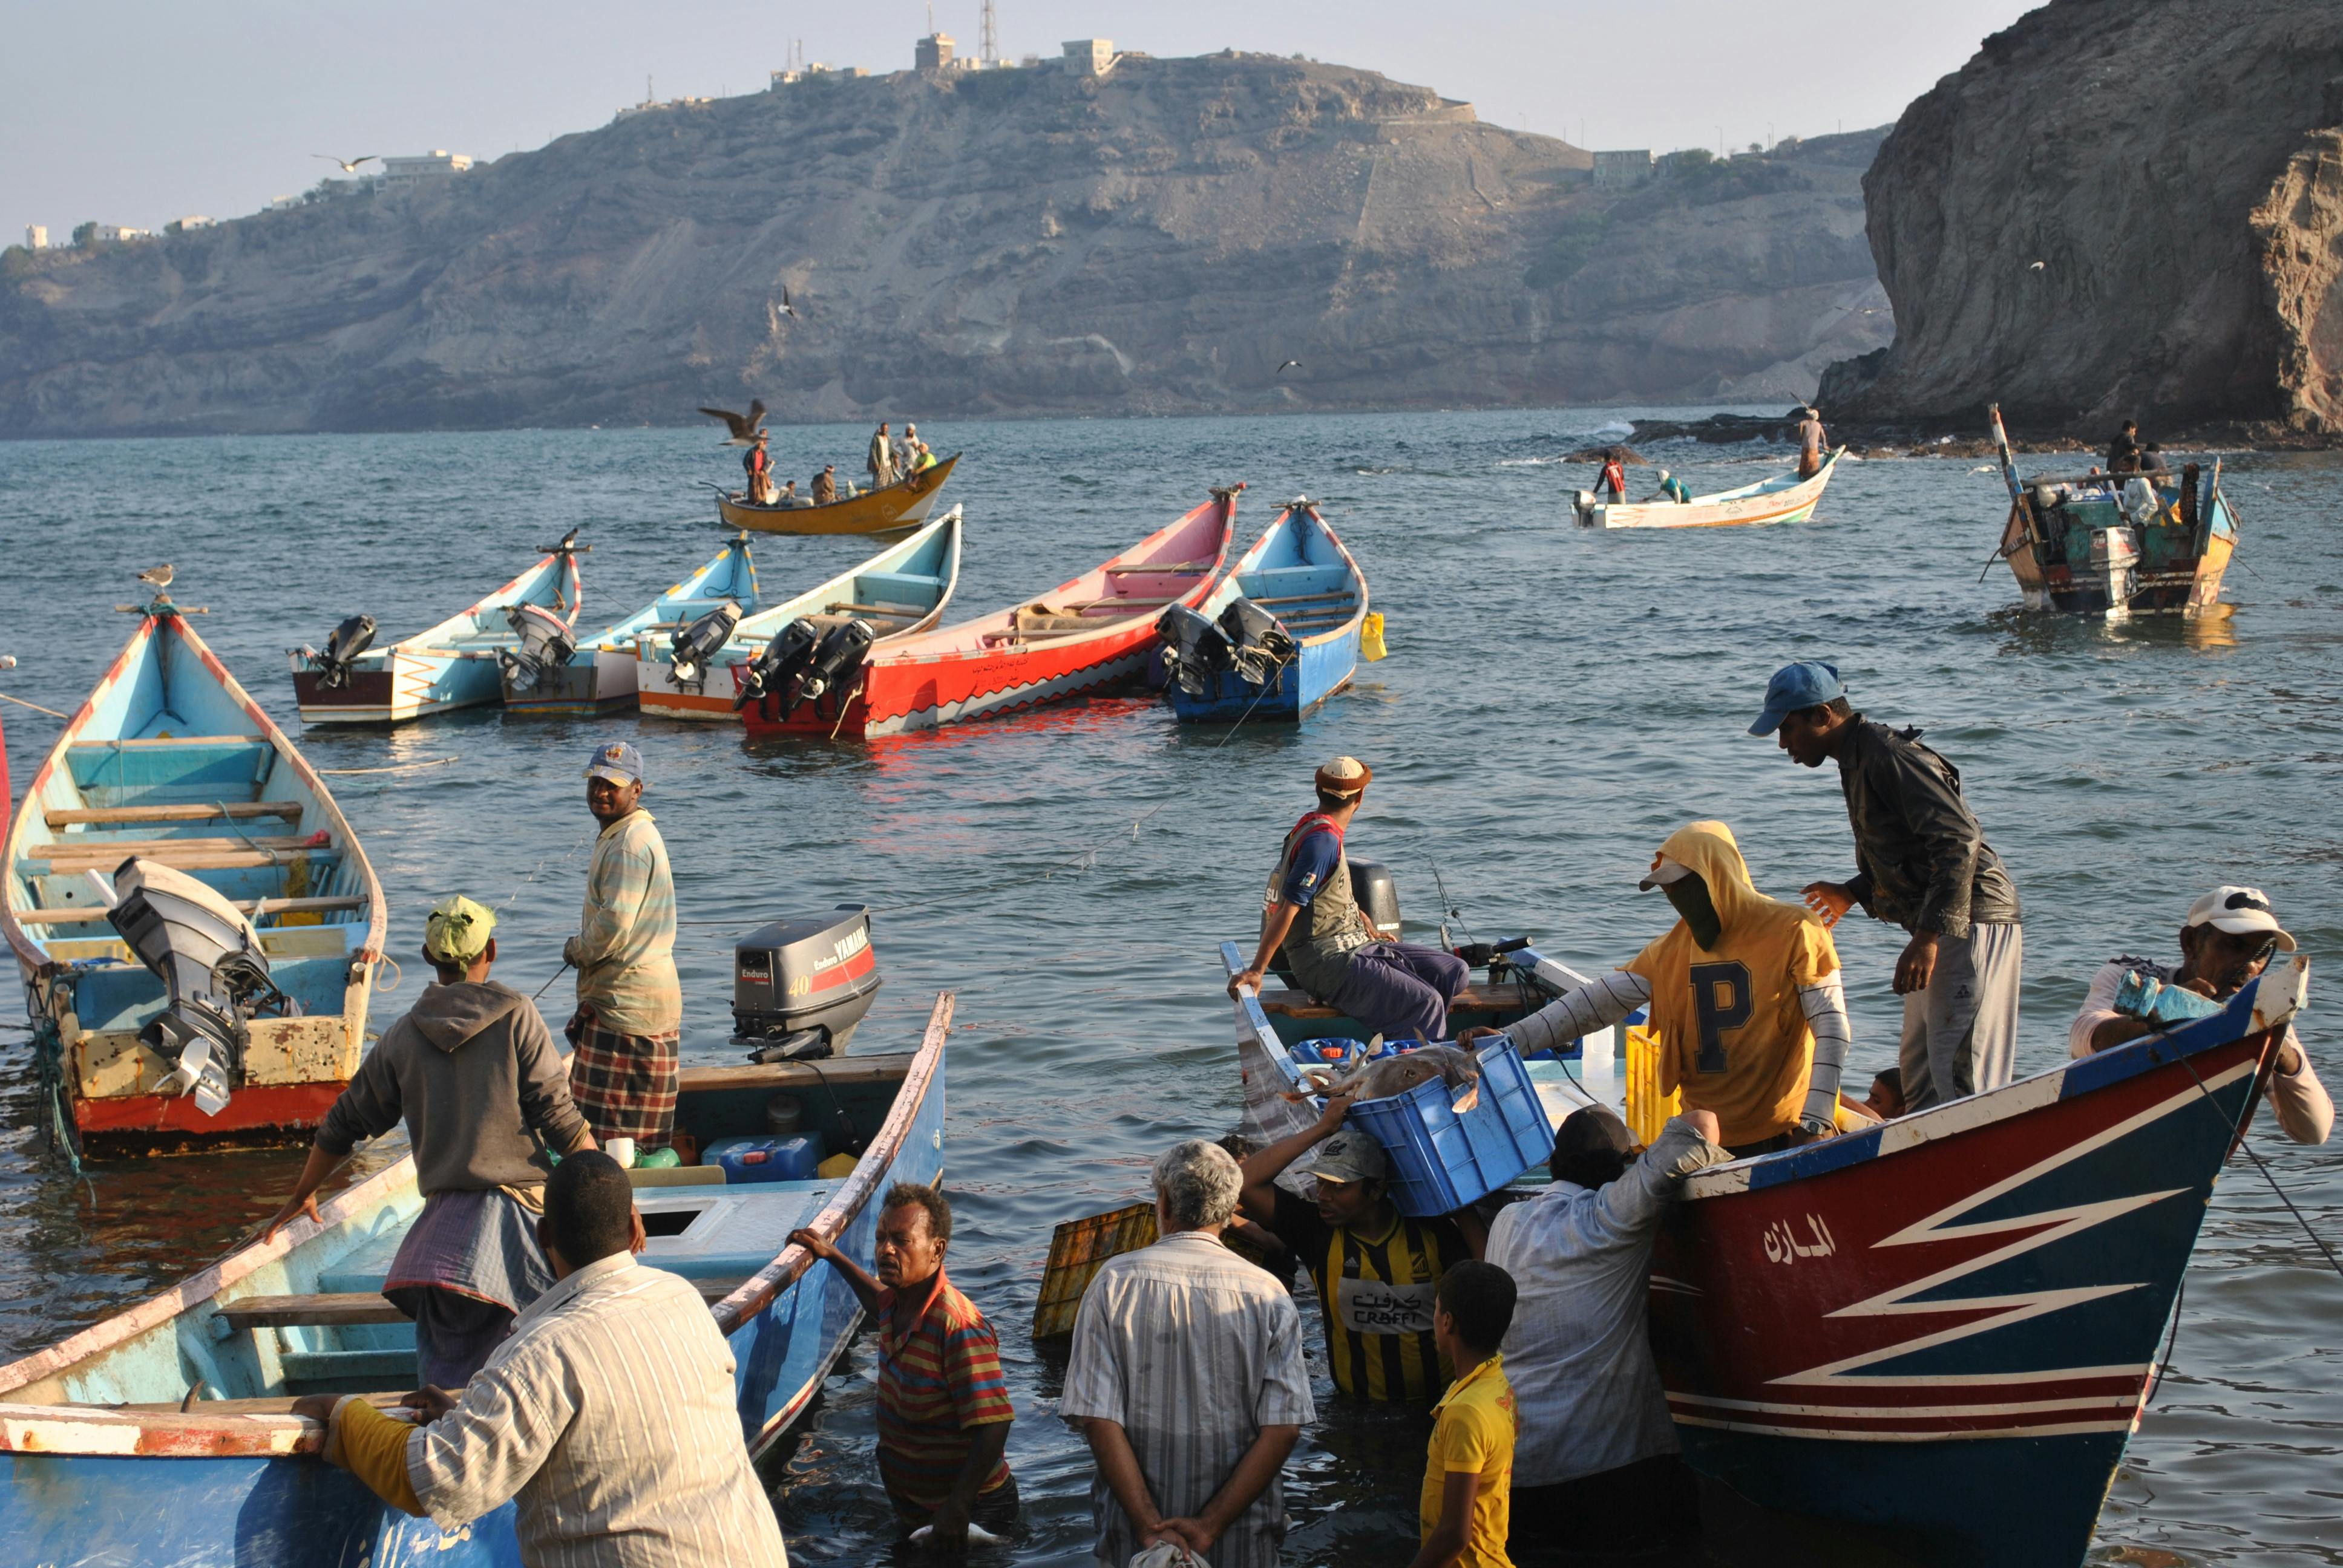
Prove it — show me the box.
[1411,1260,1519,1568]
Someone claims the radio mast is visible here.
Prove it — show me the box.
[979,0,999,65]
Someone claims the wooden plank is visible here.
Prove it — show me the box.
[1063,596,1179,609]
[1259,981,1525,1019]
[22,849,334,874]
[824,601,929,617]
[67,736,266,750]
[1106,560,1216,575]
[1253,592,1358,608]
[113,1391,411,1415]
[219,1276,750,1333]
[678,1052,914,1095]
[17,895,367,926]
[46,802,300,828]
[36,834,315,858]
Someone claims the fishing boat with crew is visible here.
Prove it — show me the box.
[737,487,1238,739]
[289,532,588,725]
[1987,406,2238,618]
[1210,902,2310,1568]
[637,510,963,722]
[2,588,387,1160]
[501,532,760,716]
[1575,449,1843,529]
[1158,498,1377,724]
[715,453,959,537]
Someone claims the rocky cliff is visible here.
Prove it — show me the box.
[1819,0,2343,439]
[0,56,1887,436]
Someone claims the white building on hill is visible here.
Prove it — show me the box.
[24,225,47,250]
[1062,39,1116,76]
[379,151,473,188]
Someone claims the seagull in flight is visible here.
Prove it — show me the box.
[137,564,174,590]
[777,286,798,319]
[2028,260,2046,271]
[697,399,768,445]
[313,155,379,174]
[1276,359,1302,375]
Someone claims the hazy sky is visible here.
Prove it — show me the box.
[1,1,2033,246]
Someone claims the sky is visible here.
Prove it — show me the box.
[0,0,2036,246]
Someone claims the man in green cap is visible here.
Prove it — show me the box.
[264,895,597,1387]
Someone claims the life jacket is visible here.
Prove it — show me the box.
[1602,459,1625,495]
[1266,811,1367,955]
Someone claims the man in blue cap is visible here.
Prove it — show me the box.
[565,742,682,1151]
[1751,662,2024,1111]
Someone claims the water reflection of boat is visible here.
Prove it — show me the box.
[717,453,958,537]
[0,994,951,1566]
[1222,940,2309,1568]
[1989,407,2237,619]
[1575,449,1843,529]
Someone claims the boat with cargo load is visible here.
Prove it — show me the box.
[2,594,386,1160]
[502,532,760,715]
[1161,498,1371,724]
[716,452,959,537]
[1575,449,1843,529]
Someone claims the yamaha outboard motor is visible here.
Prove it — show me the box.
[668,601,742,693]
[799,619,876,708]
[735,617,821,710]
[1157,603,1231,697]
[105,858,297,1116]
[499,603,577,694]
[308,615,376,690]
[732,906,880,1062]
[1218,598,1297,687]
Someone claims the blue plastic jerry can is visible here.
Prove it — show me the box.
[704,1133,825,1183]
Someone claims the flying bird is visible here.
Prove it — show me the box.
[777,286,798,319]
[697,400,768,445]
[313,155,379,174]
[2028,260,2046,271]
[137,564,174,590]
[1276,359,1302,375]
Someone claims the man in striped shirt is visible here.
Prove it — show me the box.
[789,1184,1018,1546]
[564,742,683,1149]
[296,1151,789,1567]
[1063,1140,1316,1567]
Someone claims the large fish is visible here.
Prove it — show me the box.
[1293,1042,1482,1116]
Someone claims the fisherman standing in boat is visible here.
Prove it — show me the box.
[565,742,683,1152]
[744,429,776,505]
[1794,405,1827,480]
[2069,886,2332,1143]
[869,421,897,489]
[261,896,595,1387]
[1755,662,2025,1112]
[2106,419,2143,474]
[1227,756,1471,1048]
[1596,451,1627,504]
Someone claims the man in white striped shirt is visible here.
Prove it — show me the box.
[1061,1140,1316,1568]
[299,1151,788,1567]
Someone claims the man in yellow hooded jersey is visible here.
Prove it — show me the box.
[1465,822,1852,1155]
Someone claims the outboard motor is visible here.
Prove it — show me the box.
[734,617,822,710]
[1157,603,1231,697]
[668,601,742,693]
[1217,598,1297,687]
[499,603,577,694]
[731,905,880,1062]
[799,619,876,708]
[307,614,376,690]
[105,858,297,1116]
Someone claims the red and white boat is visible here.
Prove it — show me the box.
[738,486,1240,739]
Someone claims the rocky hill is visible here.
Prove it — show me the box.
[0,54,1889,436]
[1819,0,2343,440]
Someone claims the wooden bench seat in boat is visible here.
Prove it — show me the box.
[218,1277,752,1332]
[1257,980,1542,1021]
[46,802,303,828]
[15,894,368,925]
[66,736,268,749]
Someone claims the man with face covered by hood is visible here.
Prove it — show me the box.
[1464,820,1852,1155]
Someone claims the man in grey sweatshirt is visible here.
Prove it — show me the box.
[264,895,597,1386]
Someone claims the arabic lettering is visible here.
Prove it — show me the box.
[1761,1212,1838,1265]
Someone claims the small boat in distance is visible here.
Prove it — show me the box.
[718,453,960,537]
[1988,406,2238,618]
[0,993,951,1566]
[638,509,963,722]
[289,532,587,725]
[1162,498,1369,724]
[1575,449,1843,529]
[2,591,387,1160]
[503,534,759,716]
[740,487,1238,739]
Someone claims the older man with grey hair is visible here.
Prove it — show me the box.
[1061,1140,1316,1567]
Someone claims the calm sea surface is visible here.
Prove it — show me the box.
[0,410,2337,1567]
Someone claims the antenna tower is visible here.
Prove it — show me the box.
[980,0,999,65]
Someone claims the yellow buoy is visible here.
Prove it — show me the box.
[1360,612,1388,662]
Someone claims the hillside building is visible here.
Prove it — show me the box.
[916,31,955,71]
[23,225,46,250]
[1593,149,1654,188]
[85,224,152,244]
[379,151,473,187]
[1063,39,1116,76]
[165,215,214,234]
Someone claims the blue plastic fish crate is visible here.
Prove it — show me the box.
[1346,1041,1555,1218]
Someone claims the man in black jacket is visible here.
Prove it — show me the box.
[1752,662,2024,1111]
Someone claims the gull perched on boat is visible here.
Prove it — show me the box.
[312,154,379,174]
[137,564,174,591]
[697,399,768,445]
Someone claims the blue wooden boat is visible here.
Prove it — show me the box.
[0,994,951,1565]
[503,533,761,715]
[289,534,587,725]
[2,593,387,1160]
[1164,498,1368,724]
[1224,941,2310,1568]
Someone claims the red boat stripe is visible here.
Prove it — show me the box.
[1668,1391,2143,1419]
[76,1080,346,1138]
[1670,1413,2138,1442]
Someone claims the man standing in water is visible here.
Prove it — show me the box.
[1755,662,2024,1111]
[566,742,683,1152]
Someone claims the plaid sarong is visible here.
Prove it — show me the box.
[569,1017,680,1147]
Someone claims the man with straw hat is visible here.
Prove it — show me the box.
[1227,756,1470,1047]
[263,895,596,1387]
[565,742,683,1153]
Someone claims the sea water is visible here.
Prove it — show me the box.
[0,410,2336,1566]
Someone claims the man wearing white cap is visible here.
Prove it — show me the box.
[566,742,683,1151]
[1227,756,1470,1047]
[2069,886,2332,1143]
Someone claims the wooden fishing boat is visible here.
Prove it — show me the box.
[716,453,959,537]
[741,488,1239,739]
[1222,941,2309,1568]
[503,534,759,716]
[2,596,387,1159]
[1575,449,1843,529]
[288,535,586,725]
[1988,407,2237,618]
[637,510,963,722]
[1165,498,1369,724]
[0,993,951,1566]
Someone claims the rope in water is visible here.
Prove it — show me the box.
[0,691,70,719]
[2171,1036,2343,1281]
